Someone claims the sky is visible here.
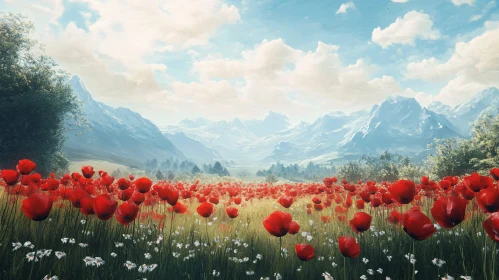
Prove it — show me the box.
[1,0,498,125]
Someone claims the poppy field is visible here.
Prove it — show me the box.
[1,160,499,279]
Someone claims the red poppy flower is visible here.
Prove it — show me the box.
[483,212,499,242]
[172,202,188,214]
[464,172,493,192]
[30,173,41,183]
[430,196,467,228]
[118,188,134,201]
[312,197,322,204]
[295,244,315,261]
[491,168,499,181]
[81,166,95,179]
[158,187,179,206]
[388,180,416,204]
[387,210,402,224]
[93,194,118,220]
[225,207,239,218]
[80,196,95,215]
[288,220,300,234]
[477,188,499,213]
[46,178,59,191]
[197,202,214,218]
[356,200,365,209]
[1,169,20,186]
[70,187,87,208]
[278,196,294,208]
[262,211,292,237]
[402,207,436,241]
[131,192,145,205]
[116,201,139,225]
[16,159,36,175]
[382,193,393,204]
[21,193,53,221]
[349,212,372,233]
[371,197,381,208]
[338,236,361,258]
[135,177,152,193]
[117,178,131,190]
[209,196,219,205]
[314,204,324,211]
[421,176,429,185]
[233,197,242,205]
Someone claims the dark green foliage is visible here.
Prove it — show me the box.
[256,162,336,181]
[336,151,422,182]
[191,165,201,174]
[427,113,499,178]
[0,13,81,175]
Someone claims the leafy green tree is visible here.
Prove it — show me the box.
[471,114,499,169]
[211,161,230,177]
[336,161,365,182]
[426,138,483,178]
[0,13,81,175]
[265,173,278,183]
[192,165,201,175]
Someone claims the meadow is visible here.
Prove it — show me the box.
[0,160,497,280]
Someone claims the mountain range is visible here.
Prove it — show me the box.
[63,75,499,168]
[162,88,499,165]
[63,76,185,167]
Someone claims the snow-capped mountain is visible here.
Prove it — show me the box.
[341,96,460,153]
[64,76,184,167]
[160,89,494,165]
[446,87,499,135]
[427,101,452,116]
[163,132,223,164]
[243,111,291,137]
[160,118,259,162]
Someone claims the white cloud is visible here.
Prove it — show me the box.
[4,0,64,31]
[470,15,484,22]
[451,0,476,6]
[4,0,241,123]
[372,11,440,48]
[190,39,403,118]
[406,21,499,106]
[391,0,409,3]
[336,2,356,14]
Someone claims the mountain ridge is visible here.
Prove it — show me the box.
[64,76,185,167]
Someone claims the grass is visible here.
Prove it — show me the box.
[0,187,497,280]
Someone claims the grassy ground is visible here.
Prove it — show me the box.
[0,189,496,280]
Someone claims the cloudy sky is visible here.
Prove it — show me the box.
[2,0,498,125]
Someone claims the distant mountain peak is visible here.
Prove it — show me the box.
[384,95,419,106]
[449,87,499,135]
[64,76,184,166]
[473,87,499,100]
[70,75,93,102]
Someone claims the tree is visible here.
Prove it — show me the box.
[167,171,175,181]
[211,161,230,177]
[266,174,278,183]
[471,114,499,169]
[192,165,201,175]
[336,161,364,182]
[426,138,483,178]
[155,170,165,180]
[0,13,81,175]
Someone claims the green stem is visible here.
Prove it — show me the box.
[412,240,416,280]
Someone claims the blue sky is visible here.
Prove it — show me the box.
[2,0,498,124]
